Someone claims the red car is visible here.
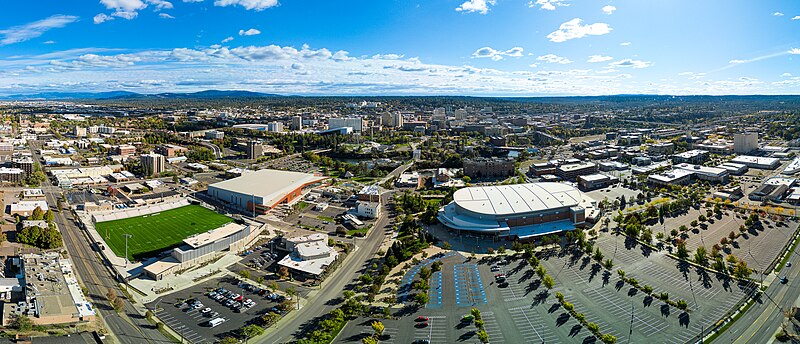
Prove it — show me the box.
[415,322,429,328]
[416,316,429,322]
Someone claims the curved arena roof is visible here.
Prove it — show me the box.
[452,182,581,216]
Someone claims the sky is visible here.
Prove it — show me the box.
[0,0,799,96]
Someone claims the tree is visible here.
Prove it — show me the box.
[694,246,708,266]
[286,287,297,302]
[441,241,452,250]
[594,248,604,262]
[601,333,617,344]
[361,337,378,344]
[239,269,251,279]
[497,245,506,254]
[542,275,555,289]
[733,260,752,279]
[691,220,698,227]
[371,320,385,337]
[106,287,117,301]
[477,329,489,343]
[536,265,547,279]
[676,300,688,310]
[343,290,355,300]
[419,266,432,281]
[617,269,625,279]
[113,297,125,312]
[268,281,279,292]
[14,314,33,332]
[240,324,264,339]
[30,206,44,221]
[676,240,689,259]
[44,209,54,223]
[278,266,290,279]
[414,292,429,306]
[218,337,239,344]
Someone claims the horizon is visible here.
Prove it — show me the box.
[1,0,799,96]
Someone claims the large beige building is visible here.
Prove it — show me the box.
[140,153,166,176]
[734,132,758,154]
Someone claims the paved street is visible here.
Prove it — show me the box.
[714,243,800,343]
[258,191,395,343]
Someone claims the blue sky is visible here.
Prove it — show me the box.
[0,0,798,96]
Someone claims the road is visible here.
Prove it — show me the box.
[714,245,800,343]
[259,192,395,343]
[30,141,171,344]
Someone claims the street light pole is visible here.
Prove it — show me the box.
[123,234,132,265]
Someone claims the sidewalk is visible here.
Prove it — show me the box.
[129,254,242,304]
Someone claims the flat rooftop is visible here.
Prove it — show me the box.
[209,169,327,205]
[453,182,581,216]
[183,222,247,248]
[731,155,780,166]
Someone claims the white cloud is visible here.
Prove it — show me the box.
[213,0,278,11]
[609,59,652,69]
[183,0,203,2]
[537,54,572,64]
[783,73,793,77]
[456,0,495,14]
[729,59,746,64]
[774,12,784,16]
[472,46,524,61]
[221,36,234,43]
[43,40,55,44]
[789,48,800,55]
[159,13,175,19]
[97,0,150,21]
[101,0,146,12]
[528,63,538,68]
[93,14,113,24]
[547,18,612,43]
[587,55,613,63]
[529,0,569,11]
[372,54,404,60]
[793,15,800,20]
[619,42,631,46]
[0,15,78,45]
[6,42,792,96]
[601,5,616,15]
[239,28,261,36]
[145,0,173,10]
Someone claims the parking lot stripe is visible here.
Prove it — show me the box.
[481,311,506,343]
[583,287,669,336]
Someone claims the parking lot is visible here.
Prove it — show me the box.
[149,277,289,343]
[340,233,757,344]
[283,203,348,234]
[227,240,313,297]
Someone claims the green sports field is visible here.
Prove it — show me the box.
[95,205,232,261]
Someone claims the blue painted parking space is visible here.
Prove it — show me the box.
[426,271,443,308]
[454,263,487,307]
[397,251,457,302]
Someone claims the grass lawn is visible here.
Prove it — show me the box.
[317,215,335,222]
[347,226,371,237]
[95,205,232,260]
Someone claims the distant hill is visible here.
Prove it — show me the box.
[2,91,140,100]
[2,90,283,100]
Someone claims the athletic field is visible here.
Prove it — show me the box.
[95,205,232,260]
